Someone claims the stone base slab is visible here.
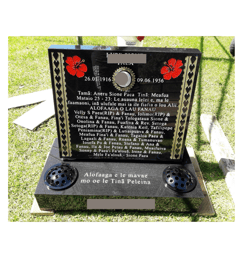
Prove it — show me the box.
[32,139,214,215]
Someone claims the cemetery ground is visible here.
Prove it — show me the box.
[8,36,235,222]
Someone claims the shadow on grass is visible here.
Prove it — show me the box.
[54,208,217,222]
[195,36,235,151]
[55,209,215,221]
[195,37,203,151]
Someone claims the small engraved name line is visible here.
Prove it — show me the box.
[82,172,148,179]
[80,178,151,185]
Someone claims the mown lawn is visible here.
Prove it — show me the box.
[8,36,235,222]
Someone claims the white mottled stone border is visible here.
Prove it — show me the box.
[30,197,54,216]
[200,114,235,202]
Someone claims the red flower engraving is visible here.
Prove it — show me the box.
[65,56,87,78]
[137,36,145,42]
[160,58,183,80]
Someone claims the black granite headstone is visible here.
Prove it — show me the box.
[49,45,201,162]
[35,45,204,212]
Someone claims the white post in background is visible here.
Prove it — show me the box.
[117,36,145,47]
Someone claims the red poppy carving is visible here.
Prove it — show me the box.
[137,36,145,42]
[65,56,87,78]
[161,58,183,80]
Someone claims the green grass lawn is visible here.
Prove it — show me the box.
[8,36,235,222]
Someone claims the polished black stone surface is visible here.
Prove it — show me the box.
[49,45,201,162]
[35,139,204,212]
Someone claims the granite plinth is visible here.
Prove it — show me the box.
[34,139,204,212]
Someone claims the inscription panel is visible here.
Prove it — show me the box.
[49,45,201,162]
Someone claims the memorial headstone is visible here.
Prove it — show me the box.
[35,45,204,212]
